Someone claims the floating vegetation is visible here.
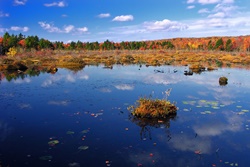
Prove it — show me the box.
[128,97,177,118]
[80,129,89,134]
[48,140,59,146]
[182,99,222,109]
[183,108,190,112]
[224,162,239,166]
[78,145,89,151]
[68,162,80,167]
[200,111,212,115]
[39,155,53,161]
[66,131,75,135]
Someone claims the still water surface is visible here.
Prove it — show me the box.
[0,65,250,167]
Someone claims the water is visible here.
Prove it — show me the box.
[0,65,250,167]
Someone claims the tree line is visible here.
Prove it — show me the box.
[1,32,250,56]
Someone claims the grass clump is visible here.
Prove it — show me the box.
[128,97,177,118]
[219,76,228,85]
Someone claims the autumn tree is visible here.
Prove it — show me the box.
[54,41,64,50]
[207,40,213,50]
[214,38,224,51]
[76,40,83,49]
[225,39,233,52]
[162,41,174,49]
[68,41,76,50]
[38,38,54,50]
[25,35,39,50]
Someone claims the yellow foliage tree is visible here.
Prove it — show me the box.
[6,47,17,57]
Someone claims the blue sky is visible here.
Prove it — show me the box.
[0,0,250,43]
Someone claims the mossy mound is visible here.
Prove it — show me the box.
[219,76,228,85]
[128,98,177,118]
[189,64,206,73]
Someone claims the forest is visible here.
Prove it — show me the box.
[1,32,250,57]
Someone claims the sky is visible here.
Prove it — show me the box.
[0,0,250,43]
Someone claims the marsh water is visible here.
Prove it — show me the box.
[0,65,250,167]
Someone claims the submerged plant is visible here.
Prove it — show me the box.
[128,97,177,118]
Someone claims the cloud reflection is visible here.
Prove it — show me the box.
[99,88,112,93]
[114,84,134,90]
[48,100,70,106]
[144,73,182,85]
[168,134,212,154]
[42,71,89,87]
[193,111,243,137]
[18,103,31,109]
[13,78,31,84]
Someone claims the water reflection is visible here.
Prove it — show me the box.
[193,111,243,137]
[130,115,176,140]
[41,70,89,87]
[0,65,250,167]
[0,121,12,142]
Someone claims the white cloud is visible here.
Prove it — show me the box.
[198,0,221,4]
[38,22,61,33]
[144,19,188,31]
[222,0,234,3]
[14,0,27,6]
[187,5,195,9]
[214,3,237,13]
[38,21,88,34]
[98,13,111,18]
[10,26,29,32]
[77,27,88,33]
[64,25,74,33]
[112,15,134,22]
[197,0,234,4]
[61,14,68,17]
[188,0,246,36]
[0,28,8,33]
[198,8,210,14]
[0,11,9,17]
[187,0,195,4]
[44,1,67,7]
[208,12,226,18]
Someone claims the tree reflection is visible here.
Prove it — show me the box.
[4,68,42,82]
[129,114,176,140]
[1,65,87,82]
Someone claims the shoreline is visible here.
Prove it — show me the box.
[1,50,250,73]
